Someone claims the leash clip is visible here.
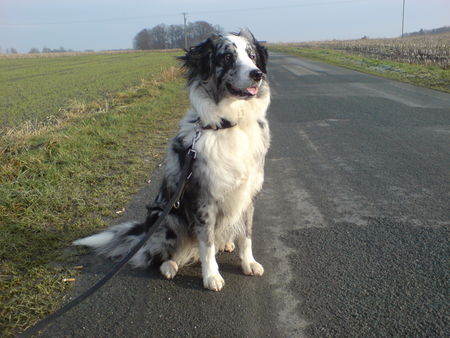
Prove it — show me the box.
[191,128,201,149]
[187,148,197,160]
[188,128,202,160]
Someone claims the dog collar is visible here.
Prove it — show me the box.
[197,118,237,130]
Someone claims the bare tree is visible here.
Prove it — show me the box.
[133,21,223,50]
[167,25,184,49]
[133,29,153,50]
[189,21,220,45]
[151,24,168,49]
[29,47,40,53]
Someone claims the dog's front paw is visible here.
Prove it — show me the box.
[203,273,225,291]
[160,260,178,279]
[242,261,264,276]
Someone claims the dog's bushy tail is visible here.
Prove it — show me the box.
[73,221,161,268]
[73,230,116,248]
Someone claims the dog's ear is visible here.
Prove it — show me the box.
[238,28,255,42]
[239,28,268,74]
[178,35,219,83]
[255,41,268,74]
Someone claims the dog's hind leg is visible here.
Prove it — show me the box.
[160,260,178,279]
[238,204,264,276]
[128,211,181,269]
[218,237,236,252]
[222,241,235,252]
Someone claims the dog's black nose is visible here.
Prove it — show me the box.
[249,69,263,82]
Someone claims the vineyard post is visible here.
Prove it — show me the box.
[182,12,188,49]
[402,0,406,38]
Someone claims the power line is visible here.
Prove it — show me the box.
[191,0,369,16]
[0,13,181,27]
[2,0,370,27]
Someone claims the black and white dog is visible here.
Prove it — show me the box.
[74,29,271,291]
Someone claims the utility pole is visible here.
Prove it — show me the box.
[401,0,405,38]
[182,12,188,49]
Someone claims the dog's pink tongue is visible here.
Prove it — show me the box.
[246,87,258,95]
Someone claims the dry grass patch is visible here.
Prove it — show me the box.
[269,41,450,93]
[275,32,450,69]
[0,59,187,335]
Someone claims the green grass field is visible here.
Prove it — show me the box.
[0,51,179,130]
[0,51,187,336]
[268,45,450,93]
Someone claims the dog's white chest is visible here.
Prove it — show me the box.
[196,121,267,203]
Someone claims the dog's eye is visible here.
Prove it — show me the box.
[223,53,232,62]
[248,53,256,60]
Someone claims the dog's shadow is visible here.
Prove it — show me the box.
[130,252,243,291]
[73,248,244,292]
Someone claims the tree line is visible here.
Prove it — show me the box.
[30,47,77,53]
[133,21,223,50]
[0,46,86,54]
[404,26,450,37]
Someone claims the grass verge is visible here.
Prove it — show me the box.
[0,67,188,336]
[268,45,450,93]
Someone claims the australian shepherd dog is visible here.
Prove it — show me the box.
[74,29,270,291]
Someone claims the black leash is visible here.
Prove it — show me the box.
[20,138,199,337]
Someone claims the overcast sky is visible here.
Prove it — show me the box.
[1,0,449,53]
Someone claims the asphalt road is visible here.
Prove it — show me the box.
[42,53,450,337]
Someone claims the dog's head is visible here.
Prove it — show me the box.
[179,29,268,102]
